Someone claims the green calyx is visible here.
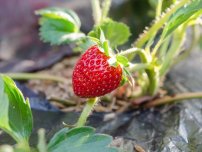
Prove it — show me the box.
[107,54,130,68]
[88,28,130,69]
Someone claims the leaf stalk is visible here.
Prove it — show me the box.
[76,98,98,127]
[4,73,68,83]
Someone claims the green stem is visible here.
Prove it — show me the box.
[156,0,163,17]
[4,73,67,83]
[158,35,171,59]
[101,0,112,22]
[134,0,189,48]
[136,72,149,96]
[128,63,151,72]
[37,129,47,152]
[120,48,159,96]
[173,25,199,65]
[17,140,31,152]
[76,98,98,127]
[152,36,164,56]
[160,26,186,77]
[145,92,202,108]
[146,66,160,96]
[119,48,151,62]
[91,0,102,25]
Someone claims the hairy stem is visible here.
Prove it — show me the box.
[119,48,150,62]
[120,48,159,96]
[17,140,31,152]
[173,25,200,65]
[156,0,163,17]
[4,73,67,83]
[152,38,163,56]
[158,36,171,59]
[160,26,186,77]
[128,63,151,72]
[101,0,112,22]
[91,0,102,25]
[76,98,98,127]
[146,66,160,96]
[134,0,189,48]
[145,92,202,108]
[37,129,47,152]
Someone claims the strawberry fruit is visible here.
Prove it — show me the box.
[72,45,122,98]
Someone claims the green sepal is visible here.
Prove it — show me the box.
[99,28,106,44]
[99,28,110,56]
[116,55,129,67]
[123,68,135,88]
[74,37,97,53]
[87,36,101,45]
[120,74,128,86]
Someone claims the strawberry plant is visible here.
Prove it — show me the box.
[34,0,201,126]
[0,0,202,151]
[0,75,118,152]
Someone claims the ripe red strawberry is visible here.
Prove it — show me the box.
[72,45,122,98]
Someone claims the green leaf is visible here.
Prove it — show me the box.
[163,0,202,37]
[39,18,85,45]
[88,19,131,48]
[48,126,118,152]
[35,7,81,29]
[116,55,129,67]
[36,7,85,45]
[0,75,33,143]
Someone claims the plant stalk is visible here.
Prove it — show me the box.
[17,140,31,152]
[101,0,112,22]
[134,0,189,48]
[91,0,102,25]
[37,129,47,152]
[76,98,98,127]
[4,73,67,83]
[119,48,150,62]
[144,92,202,108]
[146,66,160,96]
[173,25,200,65]
[159,26,186,77]
[156,0,163,18]
[120,48,159,96]
[158,36,171,59]
[128,63,151,72]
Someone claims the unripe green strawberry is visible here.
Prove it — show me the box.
[72,45,122,98]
